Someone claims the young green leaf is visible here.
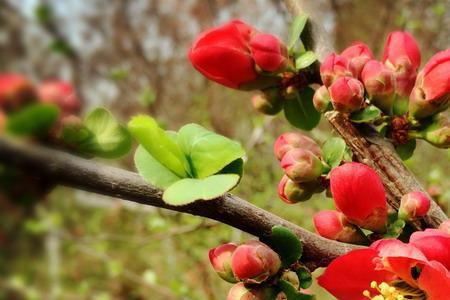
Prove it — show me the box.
[295,51,317,70]
[297,266,313,289]
[177,124,245,178]
[81,108,132,158]
[384,219,406,238]
[260,226,302,268]
[284,87,320,131]
[395,139,416,161]
[134,145,181,189]
[288,14,309,52]
[162,174,240,205]
[128,115,190,177]
[7,104,59,136]
[278,280,315,300]
[322,137,347,168]
[350,105,382,123]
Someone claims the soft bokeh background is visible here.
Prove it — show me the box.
[1,0,449,299]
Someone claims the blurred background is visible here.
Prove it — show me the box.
[1,0,449,299]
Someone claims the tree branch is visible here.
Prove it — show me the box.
[0,137,360,270]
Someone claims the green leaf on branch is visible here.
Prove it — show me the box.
[177,123,245,178]
[80,108,132,158]
[288,14,309,52]
[7,104,59,136]
[384,219,406,238]
[162,174,240,205]
[284,87,320,131]
[261,226,302,268]
[350,105,382,123]
[128,115,190,177]
[297,266,313,289]
[295,51,317,70]
[322,137,347,168]
[278,280,315,300]
[395,140,416,161]
[135,145,181,189]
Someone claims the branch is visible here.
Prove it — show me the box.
[325,111,448,228]
[0,137,360,270]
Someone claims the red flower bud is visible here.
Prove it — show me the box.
[0,74,37,112]
[409,49,450,119]
[439,220,450,235]
[226,283,278,300]
[280,149,323,183]
[312,85,332,113]
[361,60,395,112]
[398,191,431,221]
[249,33,288,72]
[341,41,374,78]
[383,31,421,97]
[320,53,352,87]
[277,175,323,204]
[329,76,365,113]
[209,243,238,283]
[38,81,81,117]
[231,240,281,284]
[273,132,322,161]
[330,162,388,232]
[313,210,367,244]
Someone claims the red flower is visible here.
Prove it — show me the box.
[249,33,288,72]
[318,238,450,300]
[0,74,37,111]
[361,60,395,113]
[409,49,450,119]
[341,41,374,78]
[320,53,352,87]
[398,191,431,221]
[330,162,387,232]
[328,76,365,113]
[38,81,81,117]
[313,210,367,244]
[410,229,450,271]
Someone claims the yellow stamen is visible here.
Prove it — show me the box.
[363,281,426,300]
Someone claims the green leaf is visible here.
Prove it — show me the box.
[288,14,309,52]
[260,226,302,268]
[177,124,245,178]
[7,104,59,136]
[278,280,315,300]
[350,105,382,123]
[295,51,317,70]
[134,145,181,189]
[284,87,320,131]
[128,115,190,177]
[162,174,240,205]
[384,219,406,238]
[80,108,132,158]
[297,267,313,289]
[374,122,389,136]
[322,137,347,168]
[395,140,416,161]
[218,158,244,177]
[139,88,156,107]
[35,4,52,24]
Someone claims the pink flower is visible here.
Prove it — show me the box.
[231,240,281,284]
[328,76,365,113]
[330,162,387,232]
[341,41,374,78]
[38,81,81,117]
[209,243,238,283]
[249,33,288,72]
[313,210,367,244]
[0,74,37,111]
[410,229,450,271]
[273,132,322,161]
[318,238,450,300]
[409,49,450,119]
[320,53,352,87]
[398,191,431,221]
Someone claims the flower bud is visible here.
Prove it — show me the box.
[38,81,81,117]
[280,149,323,183]
[278,175,323,204]
[341,41,374,78]
[414,114,450,148]
[313,210,368,244]
[0,74,37,112]
[227,283,278,300]
[249,33,289,73]
[273,132,322,161]
[251,88,283,115]
[313,85,332,113]
[382,31,421,97]
[329,76,365,113]
[361,60,395,113]
[409,49,450,119]
[231,240,281,284]
[320,53,352,87]
[439,220,450,235]
[209,243,238,283]
[398,191,431,221]
[330,162,388,233]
